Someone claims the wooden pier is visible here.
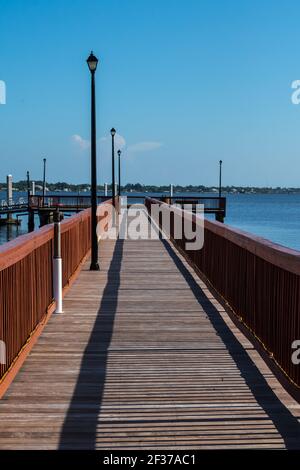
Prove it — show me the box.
[0,194,226,230]
[0,200,300,449]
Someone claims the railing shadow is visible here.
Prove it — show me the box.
[58,239,124,449]
[161,239,300,449]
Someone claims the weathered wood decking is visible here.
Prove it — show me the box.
[0,233,300,449]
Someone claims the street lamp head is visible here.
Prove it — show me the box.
[110,128,116,137]
[219,160,222,165]
[87,51,98,73]
[117,149,121,157]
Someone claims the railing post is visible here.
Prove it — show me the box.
[215,212,224,223]
[53,208,63,314]
[28,206,35,232]
[215,197,225,223]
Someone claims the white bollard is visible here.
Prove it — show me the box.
[170,184,173,198]
[53,209,63,313]
[53,258,63,314]
[0,340,6,365]
[104,183,108,196]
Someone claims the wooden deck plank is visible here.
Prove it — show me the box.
[0,224,300,449]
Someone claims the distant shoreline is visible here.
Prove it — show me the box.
[0,181,299,195]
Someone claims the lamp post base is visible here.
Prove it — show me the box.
[90,261,100,271]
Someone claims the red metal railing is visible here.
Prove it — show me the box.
[0,203,109,382]
[29,194,111,210]
[146,197,300,389]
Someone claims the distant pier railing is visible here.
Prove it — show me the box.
[28,194,226,217]
[146,197,300,390]
[0,199,28,214]
[29,195,111,211]
[167,196,226,221]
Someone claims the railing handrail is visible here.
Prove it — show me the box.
[146,196,300,391]
[146,197,300,275]
[0,200,112,389]
[0,223,53,269]
[168,196,226,200]
[29,194,110,200]
[0,208,93,271]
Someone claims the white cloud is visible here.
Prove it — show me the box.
[71,134,90,150]
[127,141,163,154]
[98,133,126,164]
[99,133,126,150]
[71,133,162,160]
[72,132,126,152]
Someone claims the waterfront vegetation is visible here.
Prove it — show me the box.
[1,180,300,195]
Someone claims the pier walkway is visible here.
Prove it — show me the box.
[0,233,300,449]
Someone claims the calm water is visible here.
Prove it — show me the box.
[224,193,300,251]
[1,191,300,251]
[0,191,30,246]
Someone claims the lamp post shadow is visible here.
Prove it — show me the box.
[59,239,124,449]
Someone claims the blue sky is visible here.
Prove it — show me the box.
[1,0,300,186]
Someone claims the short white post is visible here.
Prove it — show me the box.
[31,181,35,196]
[53,209,63,313]
[104,182,108,196]
[170,184,173,198]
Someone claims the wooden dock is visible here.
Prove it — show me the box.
[0,234,300,449]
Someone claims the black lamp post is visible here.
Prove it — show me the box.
[219,160,223,198]
[87,51,100,271]
[42,158,46,207]
[110,128,116,206]
[117,149,121,196]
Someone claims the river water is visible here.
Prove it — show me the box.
[0,191,300,251]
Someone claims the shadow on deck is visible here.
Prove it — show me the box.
[59,239,124,449]
[58,237,300,449]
